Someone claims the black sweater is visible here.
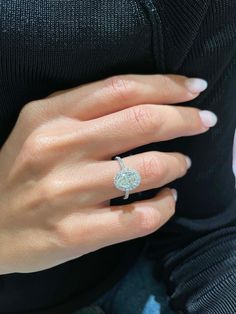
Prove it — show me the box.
[0,1,235,313]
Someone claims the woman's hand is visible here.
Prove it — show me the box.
[0,74,217,274]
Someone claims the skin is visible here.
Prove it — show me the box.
[0,74,212,274]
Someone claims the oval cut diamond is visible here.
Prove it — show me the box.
[114,168,141,191]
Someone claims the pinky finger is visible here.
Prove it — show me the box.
[69,187,177,254]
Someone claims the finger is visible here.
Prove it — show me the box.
[53,151,189,207]
[84,104,215,159]
[63,187,176,252]
[90,151,189,203]
[38,74,207,120]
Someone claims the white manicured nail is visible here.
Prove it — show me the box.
[185,156,192,169]
[185,78,208,93]
[171,189,178,201]
[199,110,218,128]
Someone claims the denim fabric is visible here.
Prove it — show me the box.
[73,244,175,314]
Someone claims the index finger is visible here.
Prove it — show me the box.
[40,74,208,120]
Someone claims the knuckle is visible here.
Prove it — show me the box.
[23,100,41,116]
[54,221,73,246]
[129,105,157,135]
[187,108,204,133]
[104,75,138,101]
[158,75,173,98]
[37,178,64,208]
[37,179,54,203]
[54,215,87,248]
[73,125,94,147]
[18,100,43,128]
[24,100,38,111]
[53,223,72,248]
[43,177,64,200]
[18,99,51,126]
[141,153,167,181]
[134,207,161,235]
[18,101,36,122]
[23,133,50,160]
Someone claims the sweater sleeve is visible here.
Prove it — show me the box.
[153,227,236,314]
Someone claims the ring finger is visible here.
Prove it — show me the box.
[50,150,190,207]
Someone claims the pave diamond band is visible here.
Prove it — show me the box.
[113,156,141,200]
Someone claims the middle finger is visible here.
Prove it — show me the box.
[84,104,214,159]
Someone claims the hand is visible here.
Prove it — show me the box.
[0,74,216,274]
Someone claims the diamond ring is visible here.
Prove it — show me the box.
[113,156,141,200]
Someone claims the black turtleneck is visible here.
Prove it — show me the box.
[0,1,235,313]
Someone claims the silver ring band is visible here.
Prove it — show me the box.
[113,156,141,200]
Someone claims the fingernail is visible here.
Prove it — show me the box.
[171,189,178,201]
[185,78,208,93]
[185,155,192,169]
[199,110,218,128]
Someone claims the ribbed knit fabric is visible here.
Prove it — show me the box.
[0,1,235,313]
[154,227,236,314]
